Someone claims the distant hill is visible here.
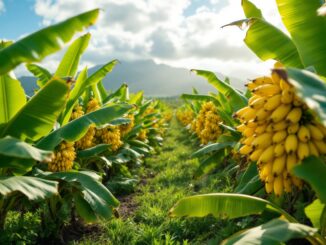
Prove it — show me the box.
[20,59,244,97]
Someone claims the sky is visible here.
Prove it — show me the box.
[0,0,286,79]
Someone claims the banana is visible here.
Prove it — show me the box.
[274,143,285,157]
[272,155,286,175]
[240,145,253,155]
[243,127,255,137]
[265,123,274,133]
[280,79,291,90]
[274,61,283,69]
[285,134,298,154]
[308,142,319,156]
[293,97,303,107]
[245,81,258,91]
[271,71,281,85]
[297,125,310,142]
[283,178,292,193]
[316,123,326,136]
[270,104,292,123]
[252,76,273,85]
[272,130,287,143]
[255,124,267,134]
[252,133,273,149]
[297,142,310,160]
[260,162,273,180]
[249,97,265,110]
[241,108,257,121]
[258,145,275,163]
[308,124,324,140]
[264,94,282,111]
[286,153,297,172]
[313,140,326,154]
[286,107,302,124]
[272,121,288,131]
[287,123,299,134]
[291,176,303,189]
[245,120,258,128]
[250,148,264,161]
[265,181,274,194]
[252,84,281,97]
[243,135,255,146]
[255,108,271,122]
[234,106,253,119]
[273,175,284,197]
[248,95,260,105]
[281,89,294,104]
[236,124,247,132]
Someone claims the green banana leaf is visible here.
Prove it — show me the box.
[0,73,26,124]
[181,94,220,106]
[169,193,294,221]
[129,91,144,105]
[36,104,132,150]
[235,162,263,194]
[191,142,235,158]
[55,33,91,78]
[191,70,247,111]
[61,60,119,125]
[103,83,128,104]
[36,170,119,219]
[224,18,303,68]
[0,136,52,162]
[293,156,326,204]
[242,0,263,18]
[276,0,326,76]
[97,81,108,103]
[26,64,52,87]
[194,151,226,178]
[0,78,69,141]
[0,176,58,201]
[222,218,318,245]
[284,68,326,126]
[305,199,325,230]
[0,9,99,75]
[77,144,110,158]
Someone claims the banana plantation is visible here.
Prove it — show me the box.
[0,0,326,244]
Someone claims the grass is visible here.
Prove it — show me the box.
[76,118,243,245]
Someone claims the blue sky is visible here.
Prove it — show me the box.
[0,0,42,39]
[0,0,280,78]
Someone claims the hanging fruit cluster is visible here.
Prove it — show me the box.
[191,101,222,145]
[176,109,194,126]
[48,141,76,172]
[235,69,326,196]
[96,126,123,151]
[75,98,100,150]
[137,129,148,141]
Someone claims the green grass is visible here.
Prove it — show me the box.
[76,118,242,245]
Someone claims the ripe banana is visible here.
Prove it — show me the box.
[281,89,294,104]
[286,153,297,172]
[255,108,271,122]
[240,145,253,155]
[252,133,272,149]
[313,140,326,154]
[272,121,288,131]
[264,94,282,111]
[297,125,310,142]
[249,97,265,110]
[308,124,324,140]
[250,148,264,161]
[285,134,298,154]
[273,175,284,197]
[287,123,299,134]
[274,143,285,157]
[252,84,281,97]
[252,76,273,85]
[272,130,287,143]
[270,104,292,123]
[272,155,286,175]
[258,145,275,163]
[297,142,310,160]
[308,142,319,156]
[286,107,302,124]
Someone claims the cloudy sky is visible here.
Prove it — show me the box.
[0,0,285,79]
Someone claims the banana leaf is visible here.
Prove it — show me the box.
[26,64,52,88]
[0,9,99,75]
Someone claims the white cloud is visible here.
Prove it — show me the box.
[0,0,5,14]
[31,0,286,80]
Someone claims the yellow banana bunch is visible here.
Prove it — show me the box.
[191,102,222,144]
[235,64,326,196]
[96,126,123,151]
[177,109,194,126]
[75,98,100,150]
[48,141,76,172]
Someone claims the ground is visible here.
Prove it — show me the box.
[75,118,244,245]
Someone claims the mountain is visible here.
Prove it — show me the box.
[20,59,244,97]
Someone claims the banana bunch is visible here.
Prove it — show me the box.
[119,114,135,136]
[48,141,76,172]
[236,69,326,196]
[176,109,194,126]
[137,129,148,141]
[193,101,222,145]
[75,98,100,150]
[96,126,123,151]
[70,104,84,120]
